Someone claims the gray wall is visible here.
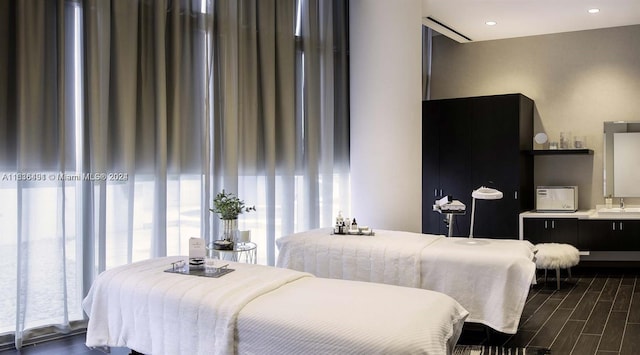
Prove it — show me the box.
[430,25,640,210]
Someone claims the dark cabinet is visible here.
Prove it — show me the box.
[578,220,640,251]
[523,218,578,245]
[422,94,534,238]
[423,99,472,235]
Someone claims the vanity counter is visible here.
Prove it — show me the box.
[520,209,640,261]
[520,210,594,219]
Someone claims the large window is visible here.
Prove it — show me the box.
[0,0,349,347]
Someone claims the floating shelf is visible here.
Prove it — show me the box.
[528,149,594,155]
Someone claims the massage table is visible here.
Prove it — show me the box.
[83,256,468,355]
[276,228,537,334]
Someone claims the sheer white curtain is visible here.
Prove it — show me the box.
[0,0,349,349]
[210,0,350,265]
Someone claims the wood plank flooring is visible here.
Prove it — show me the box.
[0,334,129,354]
[3,267,639,354]
[458,266,640,354]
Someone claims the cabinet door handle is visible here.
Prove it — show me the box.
[434,188,438,197]
[514,191,518,200]
[544,220,548,229]
[552,220,555,229]
[613,222,616,231]
[620,222,623,231]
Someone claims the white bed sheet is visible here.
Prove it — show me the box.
[238,277,468,355]
[276,228,537,334]
[275,229,443,287]
[419,237,536,334]
[83,256,468,355]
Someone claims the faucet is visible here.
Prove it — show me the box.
[620,198,625,209]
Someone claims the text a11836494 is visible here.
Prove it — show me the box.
[0,172,129,182]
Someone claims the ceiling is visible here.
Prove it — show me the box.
[422,0,640,43]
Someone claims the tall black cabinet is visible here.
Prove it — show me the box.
[422,94,534,238]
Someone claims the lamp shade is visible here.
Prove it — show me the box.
[469,186,503,238]
[472,186,503,200]
[238,230,251,243]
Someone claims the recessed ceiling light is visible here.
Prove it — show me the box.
[485,21,497,26]
[588,8,600,14]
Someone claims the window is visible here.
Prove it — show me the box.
[1,0,349,345]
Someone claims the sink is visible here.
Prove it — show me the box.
[597,207,640,217]
[599,207,640,213]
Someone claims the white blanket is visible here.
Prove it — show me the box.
[83,256,469,355]
[276,229,443,287]
[276,228,536,334]
[419,237,536,334]
[83,257,310,355]
[238,277,468,355]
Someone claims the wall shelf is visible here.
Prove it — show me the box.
[528,149,594,155]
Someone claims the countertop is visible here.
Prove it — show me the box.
[520,208,640,220]
[520,210,594,219]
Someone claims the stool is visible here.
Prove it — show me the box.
[534,243,580,290]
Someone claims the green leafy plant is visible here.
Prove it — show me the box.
[209,190,256,220]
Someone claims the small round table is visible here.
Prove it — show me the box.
[208,242,257,264]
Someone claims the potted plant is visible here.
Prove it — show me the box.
[210,190,256,250]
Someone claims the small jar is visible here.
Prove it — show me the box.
[574,136,586,149]
[559,132,571,149]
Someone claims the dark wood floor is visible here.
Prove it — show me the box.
[3,267,639,355]
[459,266,640,354]
[0,334,130,355]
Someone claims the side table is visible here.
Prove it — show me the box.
[209,242,257,264]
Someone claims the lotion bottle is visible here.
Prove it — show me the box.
[335,211,344,234]
[605,195,613,209]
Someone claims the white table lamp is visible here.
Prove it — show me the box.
[469,186,503,238]
[238,230,251,244]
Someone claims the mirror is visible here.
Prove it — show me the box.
[534,132,548,144]
[604,121,640,197]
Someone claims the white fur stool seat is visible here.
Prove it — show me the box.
[535,243,580,290]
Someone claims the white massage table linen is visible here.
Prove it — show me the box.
[82,257,310,355]
[83,256,468,355]
[238,277,468,354]
[276,228,537,334]
[419,237,536,334]
[276,228,443,287]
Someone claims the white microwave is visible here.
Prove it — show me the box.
[536,186,578,212]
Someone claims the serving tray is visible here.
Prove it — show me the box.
[164,265,235,278]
